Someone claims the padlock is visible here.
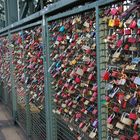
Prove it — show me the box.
[82,123,90,132]
[116,122,124,130]
[89,128,97,139]
[107,113,115,124]
[92,119,98,128]
[129,20,137,29]
[102,70,110,81]
[120,112,132,126]
[129,109,137,120]
[133,134,139,140]
[108,19,115,27]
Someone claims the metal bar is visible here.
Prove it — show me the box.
[7,0,18,25]
[4,78,8,104]
[10,21,42,34]
[4,0,8,27]
[47,1,98,21]
[46,0,79,13]
[21,29,31,137]
[9,31,17,122]
[96,6,108,140]
[20,2,28,19]
[28,0,35,15]
[43,15,57,140]
[98,0,119,6]
[0,11,41,34]
[0,0,80,34]
[0,21,41,36]
[0,32,8,37]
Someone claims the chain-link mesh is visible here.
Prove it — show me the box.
[48,9,98,140]
[100,0,140,139]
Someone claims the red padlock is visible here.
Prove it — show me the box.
[75,76,81,84]
[124,44,129,50]
[133,123,138,131]
[133,134,139,140]
[116,39,123,48]
[122,100,127,109]
[124,29,131,35]
[129,20,137,29]
[79,122,85,128]
[102,70,110,81]
[113,106,119,113]
[111,70,118,78]
[120,135,126,140]
[129,110,137,120]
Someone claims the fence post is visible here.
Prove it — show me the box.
[96,6,108,140]
[9,31,18,122]
[42,15,57,140]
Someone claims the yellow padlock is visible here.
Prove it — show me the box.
[108,19,115,27]
[70,59,77,65]
[64,109,68,113]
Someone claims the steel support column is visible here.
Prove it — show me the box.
[42,15,57,140]
[6,0,18,25]
[9,31,17,122]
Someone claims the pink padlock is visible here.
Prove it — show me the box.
[75,112,82,119]
[57,36,63,42]
[107,113,115,124]
[83,89,87,94]
[79,122,85,128]
[68,101,73,107]
[88,73,94,80]
[92,109,98,115]
[69,85,75,91]
[82,67,87,72]
[129,20,137,29]
[90,97,96,102]
[93,92,98,97]
[92,85,97,92]
[110,8,118,15]
[75,76,81,84]
[86,49,91,54]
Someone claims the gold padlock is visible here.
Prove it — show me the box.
[108,19,115,27]
[64,108,68,113]
[70,59,77,65]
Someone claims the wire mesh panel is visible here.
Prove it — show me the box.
[11,26,46,140]
[99,0,140,139]
[0,42,3,99]
[48,9,99,140]
[11,32,27,130]
[0,37,11,105]
[22,27,46,140]
[0,40,4,100]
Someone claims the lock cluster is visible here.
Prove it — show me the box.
[101,0,140,139]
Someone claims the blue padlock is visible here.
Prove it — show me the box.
[92,119,98,128]
[91,31,96,38]
[55,61,61,68]
[129,96,138,106]
[132,57,140,64]
[76,95,82,102]
[59,26,65,32]
[87,105,94,112]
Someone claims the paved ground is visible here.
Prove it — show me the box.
[0,103,27,140]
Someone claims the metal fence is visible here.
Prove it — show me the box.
[0,0,140,140]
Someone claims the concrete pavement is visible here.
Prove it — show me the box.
[0,103,26,140]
